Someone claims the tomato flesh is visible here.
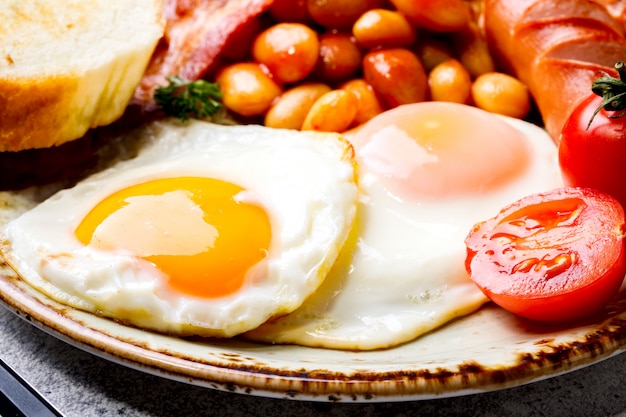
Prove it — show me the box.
[465,187,626,322]
[559,94,626,211]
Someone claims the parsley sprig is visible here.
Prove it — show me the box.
[154,76,223,121]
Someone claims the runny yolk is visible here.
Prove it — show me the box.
[349,102,532,200]
[74,177,272,299]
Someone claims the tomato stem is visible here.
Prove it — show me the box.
[587,61,626,130]
[617,61,626,80]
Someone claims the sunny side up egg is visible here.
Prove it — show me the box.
[246,102,563,351]
[0,121,358,338]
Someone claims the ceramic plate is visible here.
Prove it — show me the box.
[1,260,626,403]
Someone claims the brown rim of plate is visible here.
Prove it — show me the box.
[1,265,626,402]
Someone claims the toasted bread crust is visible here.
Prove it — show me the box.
[0,1,165,152]
[0,76,79,151]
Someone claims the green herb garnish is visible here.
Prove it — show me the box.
[154,76,223,121]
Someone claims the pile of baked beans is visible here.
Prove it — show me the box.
[213,0,531,132]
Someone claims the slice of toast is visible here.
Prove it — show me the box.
[0,0,165,152]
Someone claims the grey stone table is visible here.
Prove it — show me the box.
[2,305,626,417]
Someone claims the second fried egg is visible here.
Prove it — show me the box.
[246,102,563,350]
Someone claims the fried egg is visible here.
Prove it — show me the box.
[0,120,358,337]
[246,102,563,350]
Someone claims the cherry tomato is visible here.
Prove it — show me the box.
[465,187,626,322]
[559,94,626,210]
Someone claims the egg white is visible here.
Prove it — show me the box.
[0,120,359,337]
[245,113,563,350]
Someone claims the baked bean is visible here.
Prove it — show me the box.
[428,58,471,104]
[269,0,312,24]
[216,63,282,117]
[390,0,471,32]
[302,90,358,132]
[307,0,387,30]
[339,79,384,126]
[363,48,428,108]
[465,0,484,22]
[252,23,319,84]
[315,33,362,83]
[210,0,532,130]
[416,38,455,72]
[265,83,331,129]
[352,9,416,49]
[451,21,495,78]
[471,72,531,119]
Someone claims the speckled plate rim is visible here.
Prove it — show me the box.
[2,265,626,403]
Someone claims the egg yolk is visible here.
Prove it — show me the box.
[74,177,272,299]
[350,102,531,199]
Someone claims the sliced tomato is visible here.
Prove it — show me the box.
[464,187,626,322]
